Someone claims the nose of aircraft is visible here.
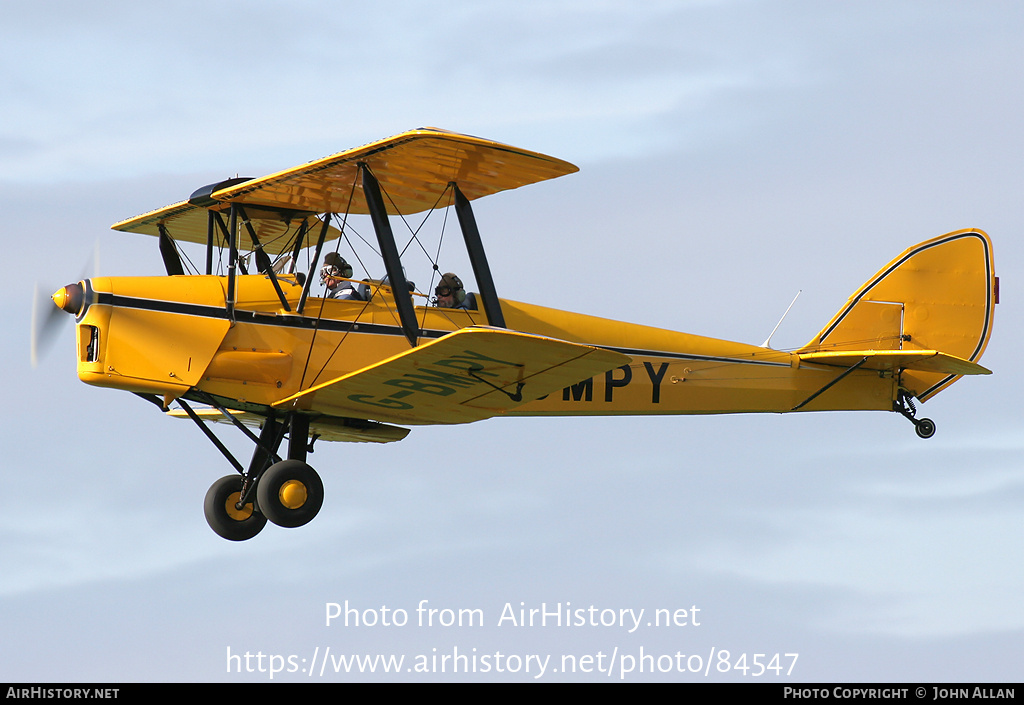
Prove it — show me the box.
[52,282,84,316]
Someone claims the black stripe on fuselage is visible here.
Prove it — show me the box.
[89,292,792,369]
[602,345,790,368]
[94,291,451,340]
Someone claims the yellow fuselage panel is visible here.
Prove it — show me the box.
[76,276,230,396]
[497,300,893,416]
[73,274,895,416]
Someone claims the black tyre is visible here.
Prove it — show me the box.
[204,475,267,541]
[257,460,324,528]
[915,418,936,439]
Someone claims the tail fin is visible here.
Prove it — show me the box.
[799,229,996,401]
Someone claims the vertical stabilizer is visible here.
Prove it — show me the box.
[800,229,996,401]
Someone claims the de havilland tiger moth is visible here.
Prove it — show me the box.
[39,128,998,540]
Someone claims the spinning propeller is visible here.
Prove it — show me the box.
[30,242,98,368]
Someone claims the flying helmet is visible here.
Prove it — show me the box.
[320,252,353,284]
[435,272,466,304]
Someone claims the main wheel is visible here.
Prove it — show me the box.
[915,418,936,439]
[204,475,267,541]
[257,460,324,528]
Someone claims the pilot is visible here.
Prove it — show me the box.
[434,272,468,309]
[321,252,361,300]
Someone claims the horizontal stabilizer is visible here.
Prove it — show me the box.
[166,407,409,444]
[798,350,991,376]
[272,327,630,425]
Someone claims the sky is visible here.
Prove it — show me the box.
[2,0,1022,683]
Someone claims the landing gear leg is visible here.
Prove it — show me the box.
[179,398,323,538]
[894,390,936,439]
[256,414,324,528]
[288,413,310,463]
[202,416,285,540]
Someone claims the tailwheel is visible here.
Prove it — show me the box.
[257,460,324,528]
[204,475,267,541]
[915,418,936,439]
[895,390,936,440]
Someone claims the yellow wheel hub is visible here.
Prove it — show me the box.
[279,480,308,510]
[225,491,254,521]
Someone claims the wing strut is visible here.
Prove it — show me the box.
[226,205,239,321]
[236,205,291,312]
[289,220,309,274]
[205,211,215,275]
[453,183,506,328]
[360,163,419,347]
[297,212,333,314]
[157,224,185,276]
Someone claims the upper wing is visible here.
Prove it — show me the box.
[272,327,630,425]
[112,128,578,250]
[111,202,345,256]
[208,127,578,216]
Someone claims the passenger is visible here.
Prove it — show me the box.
[320,252,361,300]
[434,272,468,309]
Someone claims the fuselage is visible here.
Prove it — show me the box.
[69,274,896,424]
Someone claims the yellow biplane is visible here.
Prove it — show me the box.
[44,128,998,540]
